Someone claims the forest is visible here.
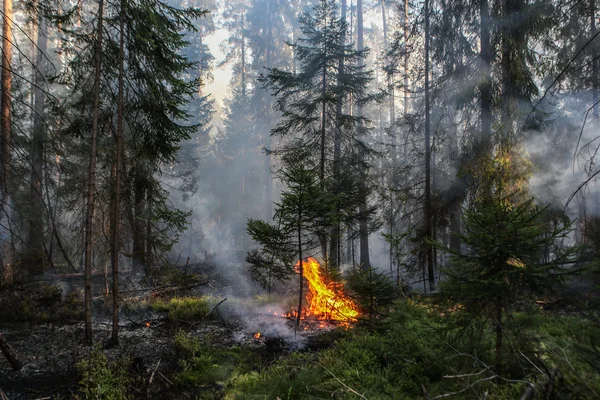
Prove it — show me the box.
[0,0,599,398]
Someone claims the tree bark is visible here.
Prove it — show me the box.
[592,0,598,117]
[424,0,435,291]
[382,0,396,274]
[480,0,492,154]
[329,0,347,270]
[132,180,146,273]
[84,0,105,345]
[296,213,303,333]
[110,0,126,346]
[1,0,14,285]
[264,0,273,221]
[357,0,370,269]
[495,302,503,373]
[28,1,48,276]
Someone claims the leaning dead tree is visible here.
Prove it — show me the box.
[0,332,23,371]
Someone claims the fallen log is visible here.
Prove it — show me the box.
[0,332,23,371]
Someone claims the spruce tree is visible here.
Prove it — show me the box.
[441,188,580,371]
[260,0,373,265]
[247,162,332,330]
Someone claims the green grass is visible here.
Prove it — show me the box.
[224,299,600,400]
[151,296,216,322]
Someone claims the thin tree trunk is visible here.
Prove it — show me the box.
[1,0,14,285]
[110,0,125,346]
[480,0,492,154]
[381,0,396,274]
[357,0,370,269]
[495,302,503,372]
[319,8,329,262]
[29,1,48,276]
[84,0,105,345]
[241,12,246,97]
[592,0,598,117]
[329,0,347,270]
[424,0,434,291]
[296,212,303,333]
[264,0,273,221]
[133,180,145,273]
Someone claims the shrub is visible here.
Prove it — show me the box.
[76,346,132,400]
[152,296,213,321]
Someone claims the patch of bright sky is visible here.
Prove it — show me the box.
[203,28,232,108]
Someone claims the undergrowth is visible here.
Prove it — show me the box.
[76,346,132,400]
[152,296,217,322]
[224,298,600,399]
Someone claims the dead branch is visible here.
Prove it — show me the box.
[318,363,368,400]
[205,297,227,317]
[146,358,161,399]
[430,376,496,399]
[0,332,23,371]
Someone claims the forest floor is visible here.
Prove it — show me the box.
[0,268,341,399]
[1,270,599,399]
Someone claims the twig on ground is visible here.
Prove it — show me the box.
[147,358,161,399]
[318,363,368,399]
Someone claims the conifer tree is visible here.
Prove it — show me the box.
[441,188,580,370]
[260,0,373,264]
[247,162,332,330]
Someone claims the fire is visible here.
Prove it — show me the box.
[254,332,261,339]
[293,257,359,322]
[145,321,151,328]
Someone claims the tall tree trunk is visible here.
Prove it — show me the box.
[241,12,246,98]
[592,0,598,117]
[110,0,125,346]
[320,11,328,262]
[296,214,303,333]
[84,0,105,344]
[264,0,273,221]
[424,0,434,291]
[132,179,145,272]
[1,0,14,285]
[480,0,492,154]
[357,0,370,269]
[381,0,396,274]
[329,0,347,270]
[495,301,503,372]
[28,1,48,276]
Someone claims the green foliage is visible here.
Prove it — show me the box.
[76,346,132,400]
[247,164,333,291]
[226,298,600,399]
[438,191,581,365]
[152,296,213,321]
[172,331,258,398]
[347,267,397,319]
[0,284,82,323]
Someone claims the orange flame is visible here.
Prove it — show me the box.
[145,322,151,328]
[294,257,359,322]
[254,332,261,339]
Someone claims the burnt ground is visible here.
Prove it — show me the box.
[0,318,234,399]
[0,304,341,399]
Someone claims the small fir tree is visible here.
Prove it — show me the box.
[247,162,332,330]
[441,190,580,371]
